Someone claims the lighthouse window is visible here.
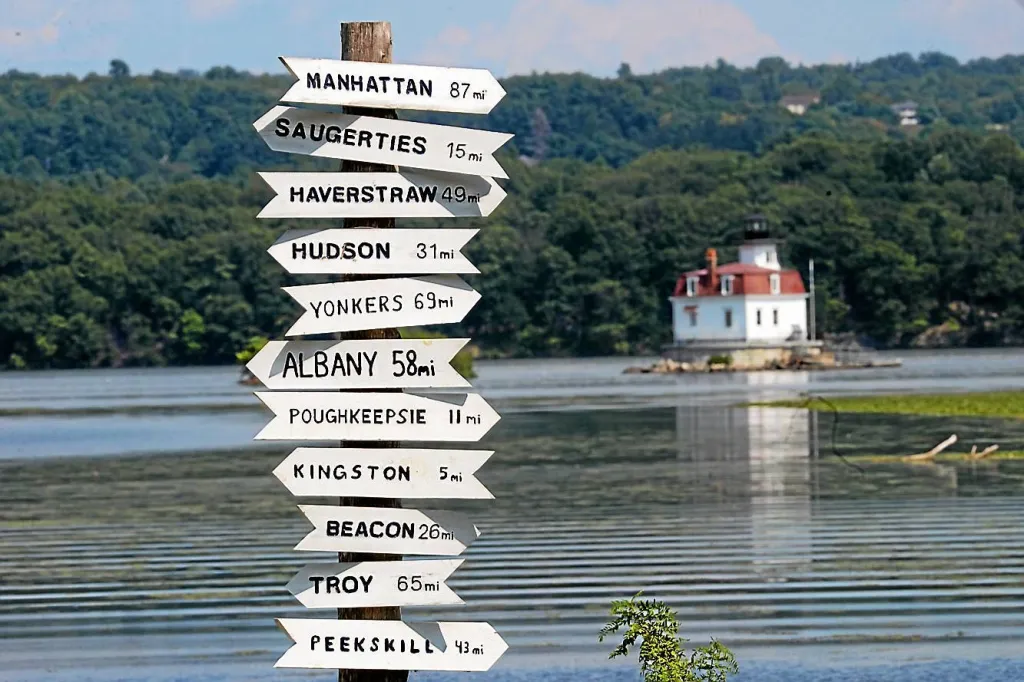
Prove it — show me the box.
[773,308,779,325]
[686,276,698,297]
[721,275,734,295]
[769,273,781,294]
[756,309,762,326]
[724,309,733,328]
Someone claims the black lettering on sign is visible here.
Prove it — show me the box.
[288,184,439,204]
[294,462,410,481]
[281,351,378,379]
[308,574,373,594]
[327,519,416,539]
[309,296,401,318]
[287,406,426,425]
[307,72,434,98]
[290,242,391,261]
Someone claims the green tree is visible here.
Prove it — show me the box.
[600,592,738,682]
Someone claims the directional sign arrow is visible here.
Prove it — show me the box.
[282,275,479,336]
[256,171,506,219]
[254,392,500,442]
[294,505,480,555]
[273,447,494,498]
[269,228,478,275]
[254,106,512,178]
[279,56,506,115]
[246,338,473,390]
[287,559,465,609]
[276,618,507,671]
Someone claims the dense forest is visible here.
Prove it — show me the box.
[1,53,1024,368]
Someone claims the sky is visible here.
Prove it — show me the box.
[2,0,1024,78]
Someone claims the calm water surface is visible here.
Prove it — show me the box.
[0,349,1023,682]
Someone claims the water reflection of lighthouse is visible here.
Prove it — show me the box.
[675,373,815,577]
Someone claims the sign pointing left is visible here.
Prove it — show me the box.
[255,106,512,178]
[275,618,508,671]
[246,338,472,390]
[274,447,494,499]
[287,559,465,609]
[282,275,480,336]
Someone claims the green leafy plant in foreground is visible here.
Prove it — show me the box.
[600,592,738,682]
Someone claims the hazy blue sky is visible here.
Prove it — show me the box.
[2,0,1024,77]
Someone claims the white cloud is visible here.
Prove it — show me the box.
[417,0,791,76]
[900,0,1024,57]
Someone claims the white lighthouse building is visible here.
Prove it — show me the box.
[667,215,813,361]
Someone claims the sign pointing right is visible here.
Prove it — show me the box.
[257,171,506,219]
[279,56,506,115]
[254,391,500,442]
[275,618,508,671]
[268,228,478,276]
[254,106,512,178]
[294,505,480,555]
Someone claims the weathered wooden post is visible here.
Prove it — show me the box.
[250,17,511,681]
[337,22,403,682]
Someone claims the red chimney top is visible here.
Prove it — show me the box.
[706,248,718,288]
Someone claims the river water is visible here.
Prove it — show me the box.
[0,348,1023,682]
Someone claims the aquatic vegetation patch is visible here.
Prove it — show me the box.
[749,392,1024,421]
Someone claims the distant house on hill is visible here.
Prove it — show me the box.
[666,215,817,363]
[891,100,919,126]
[779,93,821,116]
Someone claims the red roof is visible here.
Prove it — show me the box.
[673,263,806,297]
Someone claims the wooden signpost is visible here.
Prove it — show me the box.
[253,19,509,681]
[269,228,479,275]
[257,170,506,219]
[254,106,512,178]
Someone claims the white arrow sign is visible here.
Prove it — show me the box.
[257,171,506,219]
[276,618,507,671]
[279,56,506,115]
[273,447,493,498]
[254,392,500,442]
[254,106,512,178]
[282,275,479,336]
[247,339,472,390]
[269,228,478,275]
[287,559,465,609]
[294,505,480,555]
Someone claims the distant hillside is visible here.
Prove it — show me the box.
[2,127,1023,369]
[3,52,1024,180]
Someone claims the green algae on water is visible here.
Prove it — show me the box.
[748,391,1024,421]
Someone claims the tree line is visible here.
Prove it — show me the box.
[2,123,1022,369]
[4,51,1024,181]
